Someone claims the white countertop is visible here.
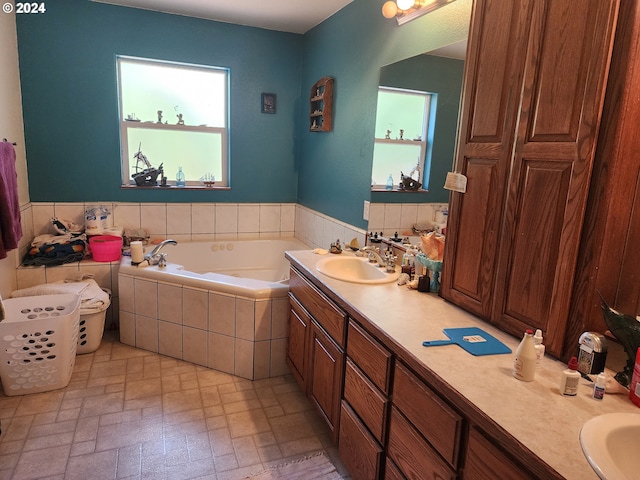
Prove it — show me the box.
[286,249,640,480]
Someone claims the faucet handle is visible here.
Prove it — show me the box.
[158,253,167,268]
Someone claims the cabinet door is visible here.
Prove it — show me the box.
[443,0,619,357]
[463,427,537,480]
[492,0,619,355]
[309,320,345,443]
[442,0,534,318]
[287,294,310,391]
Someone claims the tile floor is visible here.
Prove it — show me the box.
[0,331,348,480]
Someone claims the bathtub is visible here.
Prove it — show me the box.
[118,237,310,380]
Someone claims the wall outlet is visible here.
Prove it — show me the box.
[363,200,370,221]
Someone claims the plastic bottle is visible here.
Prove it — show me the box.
[176,167,186,187]
[630,347,640,408]
[559,356,580,396]
[386,174,394,190]
[513,329,536,382]
[592,372,606,401]
[533,329,545,367]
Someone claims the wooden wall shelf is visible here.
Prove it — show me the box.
[309,77,334,132]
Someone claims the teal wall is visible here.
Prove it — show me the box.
[298,0,471,228]
[376,54,464,203]
[16,0,302,203]
[16,0,471,228]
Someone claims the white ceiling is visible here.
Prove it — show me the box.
[93,0,354,34]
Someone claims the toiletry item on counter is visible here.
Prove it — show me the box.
[577,331,608,375]
[513,329,536,382]
[592,372,606,401]
[130,241,144,264]
[560,356,581,396]
[630,347,640,408]
[533,329,545,367]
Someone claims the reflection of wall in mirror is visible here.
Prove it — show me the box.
[374,54,464,203]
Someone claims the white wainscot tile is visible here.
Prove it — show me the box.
[167,204,192,236]
[113,204,141,230]
[259,205,280,233]
[141,204,167,237]
[158,282,182,324]
[134,278,158,318]
[191,204,215,234]
[215,204,238,234]
[208,332,234,375]
[159,320,182,359]
[183,326,207,367]
[135,314,158,352]
[238,205,260,234]
[235,298,255,341]
[182,287,208,330]
[208,292,235,336]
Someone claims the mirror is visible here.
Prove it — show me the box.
[371,40,466,203]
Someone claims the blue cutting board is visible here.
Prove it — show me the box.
[422,327,512,356]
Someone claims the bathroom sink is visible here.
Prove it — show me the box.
[580,412,640,479]
[315,255,400,284]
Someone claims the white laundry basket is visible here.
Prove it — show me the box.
[76,289,111,354]
[0,294,80,396]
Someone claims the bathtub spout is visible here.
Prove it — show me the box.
[145,239,177,265]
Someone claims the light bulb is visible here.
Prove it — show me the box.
[397,0,415,11]
[381,1,398,18]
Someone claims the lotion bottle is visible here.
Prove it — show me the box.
[533,329,545,367]
[560,356,580,396]
[513,329,536,382]
[592,372,606,401]
[630,347,640,408]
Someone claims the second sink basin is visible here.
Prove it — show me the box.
[316,255,400,284]
[580,412,640,479]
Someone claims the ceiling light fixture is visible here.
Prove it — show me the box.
[382,0,456,25]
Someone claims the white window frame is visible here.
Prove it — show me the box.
[371,86,432,191]
[116,55,229,188]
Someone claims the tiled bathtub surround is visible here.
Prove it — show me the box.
[118,274,291,381]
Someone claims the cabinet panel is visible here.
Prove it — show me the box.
[387,406,455,480]
[463,427,536,480]
[290,268,346,347]
[343,359,387,443]
[384,458,405,480]
[346,321,392,394]
[338,401,383,480]
[287,294,310,391]
[392,362,462,468]
[309,320,345,442]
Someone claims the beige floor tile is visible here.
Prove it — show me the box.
[0,333,347,480]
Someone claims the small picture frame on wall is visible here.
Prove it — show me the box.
[261,93,276,114]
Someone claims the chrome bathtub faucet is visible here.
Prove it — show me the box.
[145,239,177,265]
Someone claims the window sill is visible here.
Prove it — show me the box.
[370,188,429,193]
[121,185,230,191]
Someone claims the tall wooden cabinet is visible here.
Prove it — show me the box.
[442,0,620,356]
[566,0,640,350]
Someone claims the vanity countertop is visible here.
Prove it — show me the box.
[285,249,639,480]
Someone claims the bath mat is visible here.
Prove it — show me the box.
[245,451,346,479]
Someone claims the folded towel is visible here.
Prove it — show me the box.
[11,278,110,313]
[0,142,22,259]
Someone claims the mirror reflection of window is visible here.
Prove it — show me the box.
[371,87,433,190]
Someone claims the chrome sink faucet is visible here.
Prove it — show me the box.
[361,246,397,272]
[145,239,177,265]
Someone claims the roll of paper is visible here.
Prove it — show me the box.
[130,241,144,264]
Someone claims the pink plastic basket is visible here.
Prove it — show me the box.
[89,235,123,262]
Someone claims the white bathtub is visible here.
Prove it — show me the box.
[119,237,309,299]
[118,237,310,380]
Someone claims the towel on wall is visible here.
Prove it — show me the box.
[0,142,22,259]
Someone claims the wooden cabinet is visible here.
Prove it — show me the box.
[463,427,536,480]
[566,0,640,349]
[339,321,391,479]
[442,0,620,356]
[309,77,333,132]
[287,266,346,442]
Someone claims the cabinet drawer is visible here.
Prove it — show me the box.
[392,362,462,468]
[339,401,383,480]
[387,406,455,480]
[347,320,392,393]
[290,267,346,347]
[344,358,388,443]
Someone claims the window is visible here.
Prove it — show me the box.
[371,87,433,190]
[117,56,229,187]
